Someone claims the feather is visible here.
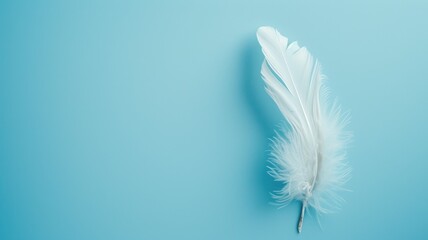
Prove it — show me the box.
[256,26,351,233]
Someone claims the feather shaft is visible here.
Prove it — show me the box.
[297,200,307,233]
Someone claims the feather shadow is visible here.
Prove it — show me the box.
[239,34,305,234]
[240,37,284,210]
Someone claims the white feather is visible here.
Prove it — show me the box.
[256,26,351,231]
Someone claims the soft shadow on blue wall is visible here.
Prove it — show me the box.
[240,37,299,217]
[241,39,277,205]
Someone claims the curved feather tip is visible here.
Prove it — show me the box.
[256,26,351,232]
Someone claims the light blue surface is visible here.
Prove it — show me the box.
[1,1,427,239]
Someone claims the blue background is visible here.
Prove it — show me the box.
[1,1,427,239]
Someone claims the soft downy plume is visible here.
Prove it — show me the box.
[256,26,351,233]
